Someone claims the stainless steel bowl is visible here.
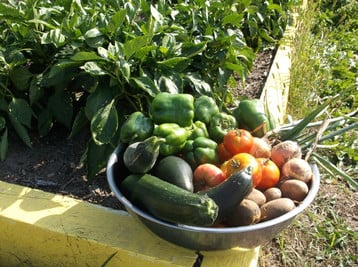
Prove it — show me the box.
[106,145,320,251]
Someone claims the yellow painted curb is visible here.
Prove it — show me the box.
[0,181,259,267]
[260,0,307,125]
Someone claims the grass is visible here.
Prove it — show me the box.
[260,1,357,266]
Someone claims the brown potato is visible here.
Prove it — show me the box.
[226,199,261,226]
[263,187,282,202]
[260,198,295,221]
[245,188,267,206]
[280,179,309,201]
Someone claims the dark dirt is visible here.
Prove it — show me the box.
[0,48,275,210]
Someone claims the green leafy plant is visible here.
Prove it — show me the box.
[0,0,296,179]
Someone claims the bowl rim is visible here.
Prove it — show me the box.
[106,147,320,233]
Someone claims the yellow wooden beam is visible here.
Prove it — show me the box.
[0,181,259,267]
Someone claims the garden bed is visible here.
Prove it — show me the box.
[0,48,275,211]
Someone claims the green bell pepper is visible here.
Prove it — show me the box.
[183,137,219,168]
[208,112,238,143]
[194,95,220,124]
[153,123,190,156]
[120,111,154,143]
[188,121,209,140]
[151,92,194,127]
[232,99,275,137]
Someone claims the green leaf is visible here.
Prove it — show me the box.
[38,108,53,137]
[8,113,31,148]
[91,100,118,145]
[29,75,44,105]
[0,117,5,130]
[0,3,20,18]
[68,108,89,139]
[184,73,211,95]
[157,57,192,72]
[109,10,126,31]
[158,76,180,94]
[181,42,207,58]
[222,13,244,27]
[123,36,148,59]
[81,62,108,76]
[0,128,8,161]
[130,76,160,97]
[71,52,105,62]
[48,91,73,129]
[84,28,105,48]
[85,86,115,120]
[8,98,33,128]
[9,67,33,91]
[41,28,66,48]
[86,140,114,181]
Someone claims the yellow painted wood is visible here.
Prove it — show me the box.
[260,1,307,126]
[260,25,295,126]
[0,181,259,267]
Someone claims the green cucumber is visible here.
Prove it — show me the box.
[120,174,218,226]
[198,166,253,222]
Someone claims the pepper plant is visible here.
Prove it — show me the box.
[0,0,296,180]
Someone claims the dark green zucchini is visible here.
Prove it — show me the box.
[198,166,253,222]
[120,173,218,226]
[152,156,194,192]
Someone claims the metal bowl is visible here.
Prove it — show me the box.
[106,145,320,251]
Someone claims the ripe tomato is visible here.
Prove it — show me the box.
[217,143,233,163]
[223,129,253,155]
[221,153,262,187]
[256,158,280,190]
[193,163,226,192]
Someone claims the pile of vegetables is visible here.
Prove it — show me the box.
[115,92,323,227]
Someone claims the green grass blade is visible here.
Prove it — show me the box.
[312,152,358,190]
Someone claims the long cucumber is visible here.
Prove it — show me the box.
[120,174,218,226]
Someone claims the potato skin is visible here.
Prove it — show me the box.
[280,179,309,201]
[226,199,261,226]
[245,188,266,206]
[263,187,282,202]
[260,198,295,221]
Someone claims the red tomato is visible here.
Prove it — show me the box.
[221,153,262,187]
[223,129,253,155]
[193,163,226,192]
[256,158,280,190]
[218,143,233,163]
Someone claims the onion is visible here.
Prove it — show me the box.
[281,158,313,183]
[271,140,302,168]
